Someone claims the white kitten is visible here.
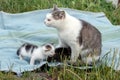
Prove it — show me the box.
[17,43,55,65]
[44,5,102,65]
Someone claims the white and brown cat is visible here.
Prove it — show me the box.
[44,5,102,65]
[17,43,55,65]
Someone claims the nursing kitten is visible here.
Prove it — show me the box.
[17,43,55,65]
[44,5,102,65]
[47,47,71,62]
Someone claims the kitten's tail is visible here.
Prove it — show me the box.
[17,43,26,56]
[17,48,20,56]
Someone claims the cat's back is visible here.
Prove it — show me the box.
[79,19,101,51]
[80,20,101,34]
[17,43,38,56]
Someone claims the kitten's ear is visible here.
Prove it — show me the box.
[53,4,59,11]
[44,45,52,52]
[59,11,65,19]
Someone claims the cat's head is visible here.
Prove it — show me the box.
[42,43,55,57]
[44,5,66,28]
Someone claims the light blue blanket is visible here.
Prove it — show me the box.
[0,8,120,75]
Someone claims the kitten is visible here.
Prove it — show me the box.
[44,5,102,65]
[17,43,55,65]
[47,47,71,62]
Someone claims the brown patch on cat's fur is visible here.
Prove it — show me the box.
[51,4,65,20]
[52,11,65,20]
[78,19,101,56]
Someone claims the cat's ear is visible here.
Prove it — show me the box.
[59,11,65,19]
[53,4,59,11]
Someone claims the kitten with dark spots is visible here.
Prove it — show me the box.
[17,43,55,65]
[44,5,102,65]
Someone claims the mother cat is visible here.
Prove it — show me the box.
[44,5,102,65]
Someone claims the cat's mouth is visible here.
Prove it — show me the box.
[44,22,53,27]
[44,23,50,27]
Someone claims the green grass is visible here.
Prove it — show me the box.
[0,63,120,80]
[0,0,120,25]
[0,0,120,80]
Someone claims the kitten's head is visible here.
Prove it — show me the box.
[42,43,55,56]
[44,5,66,28]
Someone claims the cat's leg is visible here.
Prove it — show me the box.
[82,55,100,65]
[81,49,101,65]
[30,57,35,65]
[70,44,81,63]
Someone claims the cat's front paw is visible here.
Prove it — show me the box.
[66,60,84,66]
[66,60,76,66]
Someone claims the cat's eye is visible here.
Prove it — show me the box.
[47,19,51,21]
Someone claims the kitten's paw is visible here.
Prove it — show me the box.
[19,57,23,60]
[30,63,34,65]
